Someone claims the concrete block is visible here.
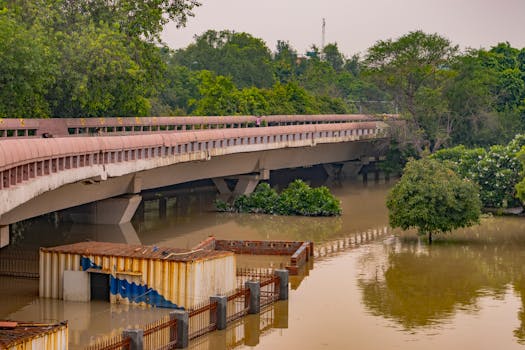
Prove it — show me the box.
[63,270,90,302]
[123,329,143,350]
[274,269,289,301]
[172,310,189,348]
[246,281,260,314]
[211,295,227,330]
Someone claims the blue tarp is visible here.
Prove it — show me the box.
[80,256,183,309]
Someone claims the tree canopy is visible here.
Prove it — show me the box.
[386,158,481,243]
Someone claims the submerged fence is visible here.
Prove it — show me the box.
[84,334,131,350]
[85,269,288,350]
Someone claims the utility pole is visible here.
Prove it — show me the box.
[321,18,326,58]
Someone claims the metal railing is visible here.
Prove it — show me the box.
[188,300,217,340]
[226,288,250,323]
[84,334,131,350]
[143,315,178,350]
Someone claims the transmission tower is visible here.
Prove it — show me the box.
[321,18,326,51]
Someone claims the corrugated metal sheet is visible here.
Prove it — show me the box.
[40,242,236,309]
[41,241,232,262]
[0,321,68,350]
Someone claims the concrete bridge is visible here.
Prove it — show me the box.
[0,114,395,247]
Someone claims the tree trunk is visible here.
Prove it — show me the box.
[428,232,433,245]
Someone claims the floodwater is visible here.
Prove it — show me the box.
[2,171,525,349]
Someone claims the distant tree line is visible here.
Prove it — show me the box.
[1,1,525,152]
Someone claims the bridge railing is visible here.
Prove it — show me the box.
[0,114,397,139]
[0,122,389,191]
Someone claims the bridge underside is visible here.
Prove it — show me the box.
[0,139,386,226]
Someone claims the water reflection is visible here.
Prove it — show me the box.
[358,217,525,344]
[190,302,288,350]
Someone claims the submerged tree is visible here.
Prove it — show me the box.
[386,158,481,244]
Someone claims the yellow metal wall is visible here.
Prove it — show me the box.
[39,251,236,309]
[7,323,68,350]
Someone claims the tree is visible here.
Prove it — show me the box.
[173,30,275,88]
[365,31,459,152]
[190,70,239,115]
[322,43,345,72]
[273,40,299,83]
[432,135,525,208]
[57,0,199,41]
[514,146,525,206]
[48,23,154,117]
[0,9,56,118]
[387,158,481,244]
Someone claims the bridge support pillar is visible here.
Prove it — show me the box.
[211,178,232,196]
[232,176,261,196]
[341,161,364,178]
[0,225,9,248]
[323,161,364,179]
[67,194,142,225]
[213,170,269,197]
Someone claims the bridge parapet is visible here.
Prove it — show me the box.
[0,114,397,139]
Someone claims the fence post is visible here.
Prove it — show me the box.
[172,310,189,349]
[122,329,143,350]
[169,311,178,345]
[210,295,227,330]
[274,269,289,301]
[246,280,260,314]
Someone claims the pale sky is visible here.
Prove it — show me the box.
[161,0,525,57]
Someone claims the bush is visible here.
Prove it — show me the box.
[432,134,525,208]
[216,180,341,216]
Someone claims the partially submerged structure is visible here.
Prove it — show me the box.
[38,238,312,310]
[0,321,68,350]
[194,237,313,274]
[39,242,236,309]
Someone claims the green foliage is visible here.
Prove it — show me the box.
[173,30,275,89]
[365,30,459,152]
[0,9,56,118]
[387,158,481,242]
[1,0,197,118]
[516,147,525,204]
[216,180,341,217]
[432,135,525,208]
[50,22,153,117]
[378,140,418,175]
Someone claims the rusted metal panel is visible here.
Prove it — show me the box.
[0,321,68,350]
[41,242,231,261]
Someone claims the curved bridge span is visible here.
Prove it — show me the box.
[0,115,393,247]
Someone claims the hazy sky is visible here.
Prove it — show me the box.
[161,0,525,56]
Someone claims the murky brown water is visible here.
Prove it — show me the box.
[2,175,525,349]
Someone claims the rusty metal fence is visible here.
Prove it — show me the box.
[84,334,131,350]
[0,249,39,278]
[226,288,250,322]
[143,315,178,350]
[260,275,280,308]
[188,300,217,340]
[83,270,281,350]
